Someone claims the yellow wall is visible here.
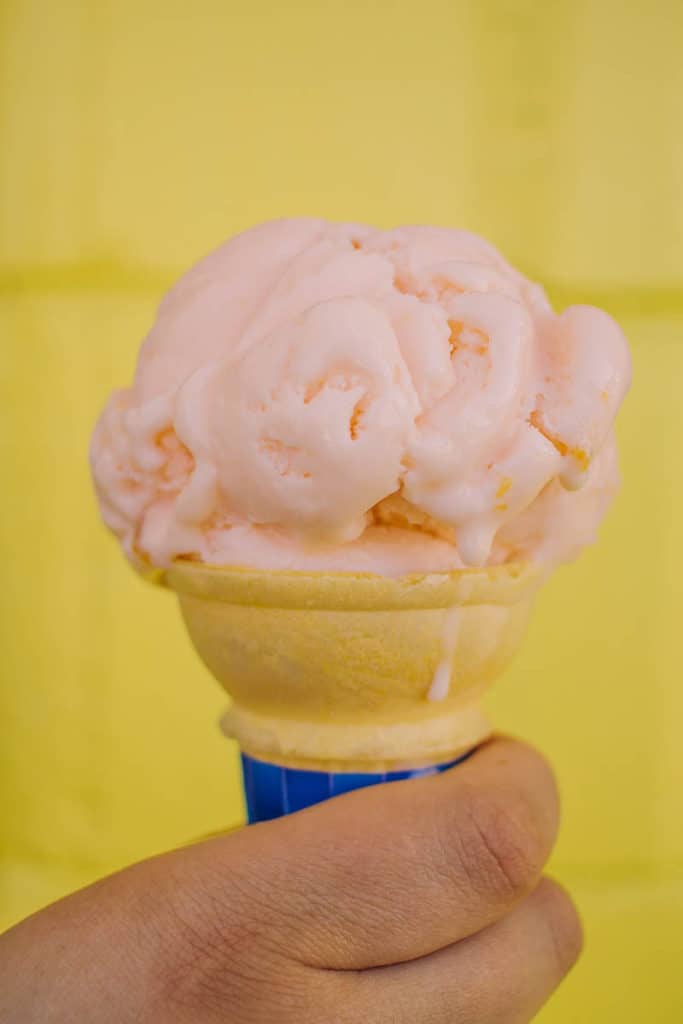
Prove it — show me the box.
[1,2,682,1021]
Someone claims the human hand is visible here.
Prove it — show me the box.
[0,738,581,1023]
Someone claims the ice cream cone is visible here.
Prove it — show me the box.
[162,561,542,775]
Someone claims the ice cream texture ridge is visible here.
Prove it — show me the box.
[91,219,631,575]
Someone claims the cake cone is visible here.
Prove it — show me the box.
[162,561,542,774]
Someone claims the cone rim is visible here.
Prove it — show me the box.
[160,559,543,610]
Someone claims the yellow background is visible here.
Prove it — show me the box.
[1,1,682,1020]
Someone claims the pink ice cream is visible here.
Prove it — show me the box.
[91,219,631,575]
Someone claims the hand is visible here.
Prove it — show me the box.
[0,738,581,1023]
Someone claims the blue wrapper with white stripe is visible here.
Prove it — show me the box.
[241,751,472,823]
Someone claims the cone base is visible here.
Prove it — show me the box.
[221,702,492,772]
[241,750,475,822]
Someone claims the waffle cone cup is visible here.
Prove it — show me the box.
[162,561,542,773]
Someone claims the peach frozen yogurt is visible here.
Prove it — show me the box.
[91,219,630,574]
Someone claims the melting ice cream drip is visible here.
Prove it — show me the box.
[427,607,460,701]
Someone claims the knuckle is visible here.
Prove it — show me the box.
[455,784,547,902]
[535,878,584,977]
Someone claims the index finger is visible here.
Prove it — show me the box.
[200,736,560,970]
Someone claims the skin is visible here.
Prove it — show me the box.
[0,738,582,1023]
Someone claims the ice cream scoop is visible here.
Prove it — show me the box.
[91,219,630,577]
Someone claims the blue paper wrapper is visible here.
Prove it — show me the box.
[241,751,473,823]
